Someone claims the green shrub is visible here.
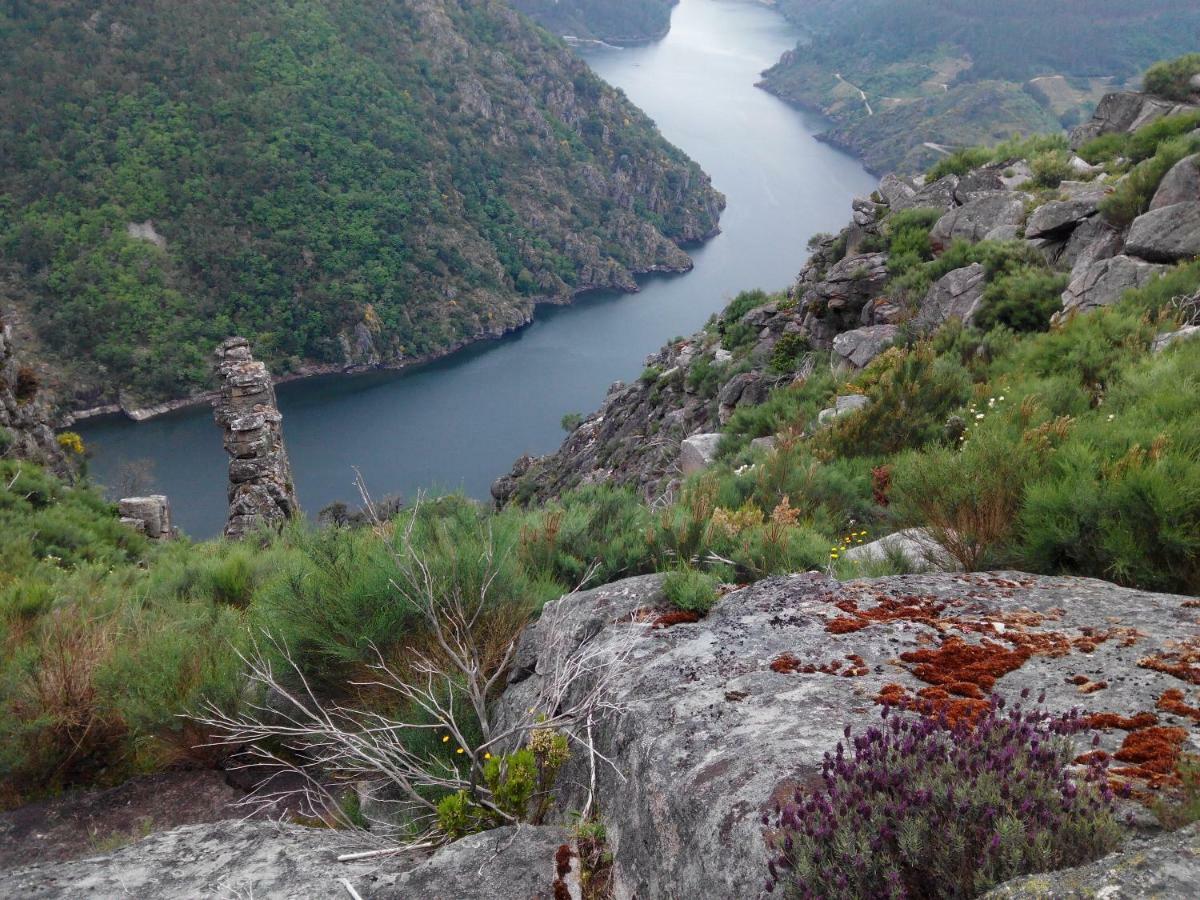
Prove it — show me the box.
[685,353,727,397]
[1028,149,1073,189]
[768,333,811,373]
[975,267,1069,333]
[662,568,719,614]
[1144,53,1200,102]
[925,134,1069,182]
[1080,110,1200,164]
[720,289,777,353]
[891,422,1042,571]
[515,485,652,588]
[816,346,971,458]
[560,412,583,432]
[1101,134,1200,227]
[639,366,661,384]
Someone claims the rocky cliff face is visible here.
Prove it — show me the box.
[213,338,298,539]
[510,0,678,44]
[11,571,1200,896]
[494,87,1200,505]
[0,314,66,475]
[1,0,723,408]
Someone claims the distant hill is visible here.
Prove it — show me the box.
[0,0,721,408]
[761,0,1200,173]
[509,0,677,44]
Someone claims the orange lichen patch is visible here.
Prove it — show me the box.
[1079,680,1108,694]
[900,637,1032,693]
[877,683,908,704]
[1069,674,1089,685]
[1157,688,1200,722]
[770,653,803,674]
[652,610,702,629]
[1182,600,1200,609]
[1139,642,1200,685]
[826,616,867,634]
[823,594,945,635]
[874,683,988,727]
[1112,726,1188,781]
[771,653,869,677]
[841,654,870,677]
[1084,711,1159,731]
[1075,750,1110,766]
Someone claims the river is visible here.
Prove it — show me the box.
[77,0,876,538]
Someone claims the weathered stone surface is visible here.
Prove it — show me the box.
[0,317,67,475]
[1059,217,1124,271]
[916,263,987,330]
[845,527,956,571]
[749,436,776,453]
[955,167,1006,201]
[213,338,298,539]
[930,192,1027,249]
[500,572,1200,899]
[1154,324,1200,353]
[817,393,870,424]
[878,173,918,208]
[907,174,960,212]
[387,825,574,899]
[985,824,1200,899]
[680,432,722,474]
[1125,202,1200,263]
[832,324,899,370]
[5,817,575,900]
[1150,154,1200,210]
[117,495,173,540]
[1025,190,1105,239]
[4,820,380,899]
[798,252,890,341]
[717,372,768,425]
[1069,92,1183,146]
[1061,255,1167,315]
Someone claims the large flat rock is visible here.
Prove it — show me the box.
[4,819,573,900]
[501,572,1200,899]
[985,823,1200,899]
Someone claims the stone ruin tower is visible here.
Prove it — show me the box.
[213,337,298,539]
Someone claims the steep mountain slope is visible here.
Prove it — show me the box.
[509,0,677,44]
[0,0,722,408]
[495,80,1200,510]
[761,0,1200,173]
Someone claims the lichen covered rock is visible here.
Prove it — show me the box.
[501,572,1200,898]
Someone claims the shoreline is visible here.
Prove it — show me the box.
[59,247,715,428]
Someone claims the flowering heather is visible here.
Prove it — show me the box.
[764,693,1122,899]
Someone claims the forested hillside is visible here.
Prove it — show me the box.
[0,0,721,407]
[510,0,676,44]
[762,0,1200,173]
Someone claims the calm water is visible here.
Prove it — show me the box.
[78,0,875,538]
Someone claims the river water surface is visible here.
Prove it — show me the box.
[78,0,875,537]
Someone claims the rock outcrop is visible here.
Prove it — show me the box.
[212,338,299,539]
[0,315,67,474]
[984,823,1200,899]
[497,572,1200,898]
[1069,91,1200,148]
[117,496,174,540]
[10,571,1200,897]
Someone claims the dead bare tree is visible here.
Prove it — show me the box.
[194,480,636,847]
